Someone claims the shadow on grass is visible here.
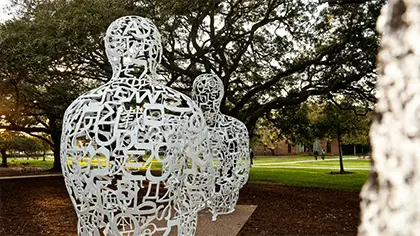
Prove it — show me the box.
[329,171,355,175]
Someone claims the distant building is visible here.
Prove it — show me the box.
[253,139,340,156]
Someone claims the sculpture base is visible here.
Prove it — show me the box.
[167,205,257,236]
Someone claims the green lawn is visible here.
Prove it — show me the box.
[254,156,372,169]
[250,155,371,192]
[249,167,370,192]
[6,154,371,192]
[253,155,347,164]
[288,159,371,169]
[7,155,163,170]
[8,156,55,169]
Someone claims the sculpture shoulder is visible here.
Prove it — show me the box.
[64,82,111,117]
[63,80,206,127]
[164,86,204,114]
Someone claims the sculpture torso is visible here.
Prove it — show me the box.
[192,74,250,219]
[61,76,210,235]
[211,114,250,186]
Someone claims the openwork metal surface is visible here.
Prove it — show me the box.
[192,74,250,220]
[61,16,213,236]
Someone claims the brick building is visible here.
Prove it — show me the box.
[253,139,340,156]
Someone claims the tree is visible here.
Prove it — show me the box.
[359,0,420,234]
[341,126,369,146]
[255,119,281,155]
[13,136,45,159]
[150,0,383,132]
[0,0,141,171]
[316,100,369,173]
[0,130,17,167]
[341,115,370,156]
[266,103,317,149]
[0,0,385,171]
[0,131,48,166]
[33,135,51,161]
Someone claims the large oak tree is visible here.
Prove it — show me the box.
[0,0,384,171]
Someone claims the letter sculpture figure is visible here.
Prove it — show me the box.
[191,74,250,220]
[60,16,213,236]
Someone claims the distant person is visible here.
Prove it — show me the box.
[321,149,325,160]
[314,149,319,160]
[250,148,254,166]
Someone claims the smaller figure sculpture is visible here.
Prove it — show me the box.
[191,74,250,220]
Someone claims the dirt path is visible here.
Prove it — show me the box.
[0,176,360,236]
[0,166,58,177]
[238,184,360,236]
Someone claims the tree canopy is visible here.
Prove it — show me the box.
[316,100,371,172]
[266,103,317,148]
[0,0,384,170]
[0,130,46,166]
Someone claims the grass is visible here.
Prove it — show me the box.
[6,154,371,192]
[254,156,372,169]
[288,159,371,169]
[249,167,370,192]
[74,156,164,170]
[253,155,360,164]
[8,156,55,169]
[249,155,371,192]
[7,155,163,171]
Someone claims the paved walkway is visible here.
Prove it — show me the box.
[252,166,371,170]
[255,157,360,166]
[170,205,257,236]
[252,157,371,170]
[0,173,62,180]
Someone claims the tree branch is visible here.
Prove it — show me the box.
[26,133,54,148]
[0,124,49,133]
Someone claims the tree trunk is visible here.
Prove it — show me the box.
[42,151,46,162]
[354,144,357,156]
[1,149,7,167]
[359,1,420,235]
[50,131,62,172]
[337,127,344,173]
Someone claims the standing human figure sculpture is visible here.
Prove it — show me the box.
[60,16,213,236]
[191,73,250,220]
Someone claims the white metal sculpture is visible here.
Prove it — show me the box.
[60,16,214,236]
[191,74,250,220]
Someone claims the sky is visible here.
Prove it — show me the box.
[0,0,12,22]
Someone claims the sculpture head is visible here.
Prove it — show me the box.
[105,16,162,77]
[192,74,224,113]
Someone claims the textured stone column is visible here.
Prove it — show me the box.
[359,0,420,235]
